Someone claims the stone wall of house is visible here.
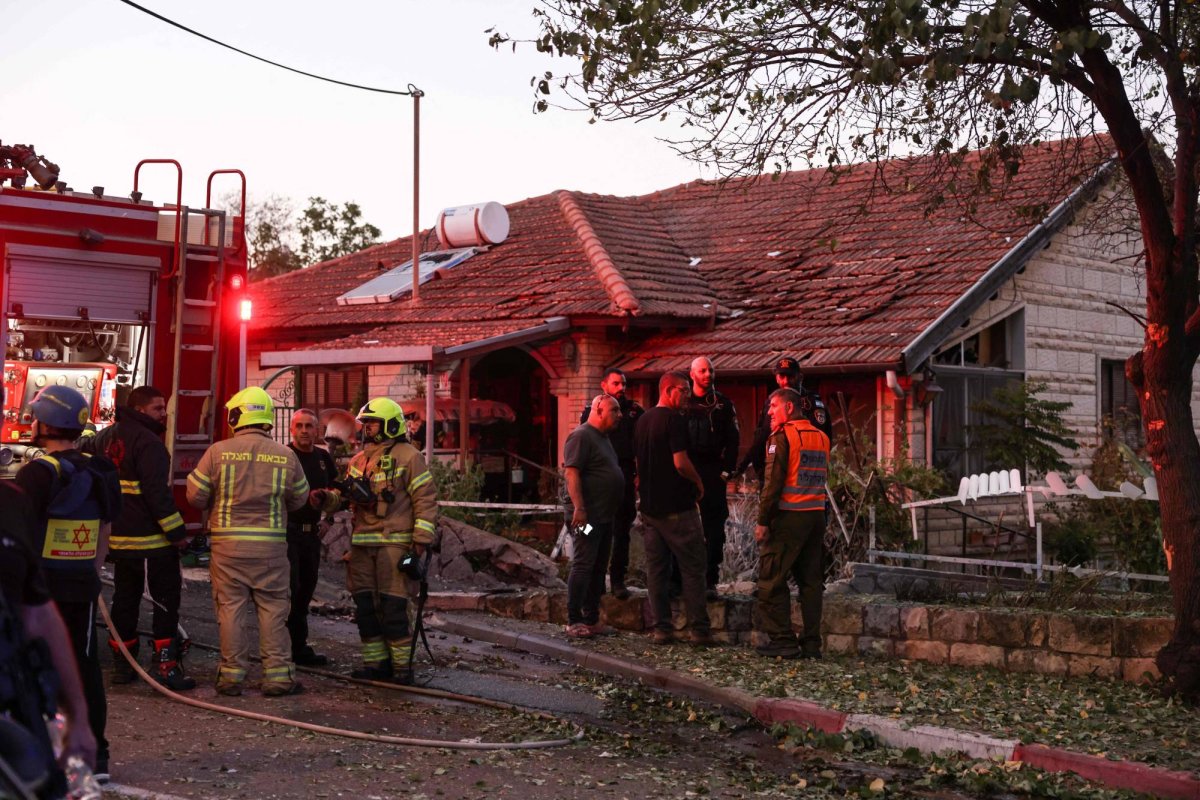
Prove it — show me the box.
[907,190,1192,560]
[959,190,1200,473]
[539,332,625,466]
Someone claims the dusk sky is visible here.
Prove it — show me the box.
[5,0,708,239]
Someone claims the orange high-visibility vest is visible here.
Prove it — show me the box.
[778,419,830,512]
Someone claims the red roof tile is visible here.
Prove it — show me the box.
[252,136,1112,371]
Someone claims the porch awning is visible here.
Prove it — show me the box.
[259,316,570,368]
[399,398,516,425]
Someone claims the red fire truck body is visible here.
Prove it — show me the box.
[0,149,248,532]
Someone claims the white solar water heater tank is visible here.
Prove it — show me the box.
[436,202,510,248]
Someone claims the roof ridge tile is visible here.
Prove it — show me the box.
[556,190,641,316]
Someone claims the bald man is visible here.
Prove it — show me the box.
[682,357,740,597]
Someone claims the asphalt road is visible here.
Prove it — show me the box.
[93,565,1005,799]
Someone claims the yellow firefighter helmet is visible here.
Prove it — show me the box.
[226,386,275,430]
[357,397,406,442]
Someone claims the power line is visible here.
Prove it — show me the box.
[115,0,420,96]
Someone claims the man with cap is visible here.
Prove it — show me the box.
[16,385,121,782]
[735,357,832,482]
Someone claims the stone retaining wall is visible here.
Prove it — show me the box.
[431,589,1172,684]
[821,595,1171,684]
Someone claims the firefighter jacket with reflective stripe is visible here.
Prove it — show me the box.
[757,419,830,525]
[346,439,438,547]
[186,428,309,555]
[86,406,186,557]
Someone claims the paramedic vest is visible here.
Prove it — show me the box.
[778,419,830,513]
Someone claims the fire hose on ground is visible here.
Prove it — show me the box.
[95,590,583,751]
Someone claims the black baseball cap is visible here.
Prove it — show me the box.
[774,357,800,375]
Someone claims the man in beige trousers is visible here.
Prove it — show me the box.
[187,387,309,697]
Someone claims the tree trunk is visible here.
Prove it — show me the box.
[1137,338,1200,701]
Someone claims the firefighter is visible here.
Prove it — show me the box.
[15,385,120,783]
[185,387,309,697]
[86,386,195,691]
[339,397,437,685]
[753,388,831,659]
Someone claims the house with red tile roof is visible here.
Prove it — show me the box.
[249,134,1165,501]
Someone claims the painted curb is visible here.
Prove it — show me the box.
[754,698,848,734]
[848,714,1017,761]
[106,783,194,800]
[1013,744,1200,800]
[429,612,1200,796]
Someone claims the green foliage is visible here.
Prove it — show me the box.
[1042,503,1100,567]
[491,0,1161,186]
[828,422,947,553]
[1044,439,1165,576]
[427,459,520,536]
[230,193,380,282]
[428,457,484,521]
[297,197,382,266]
[592,634,1197,774]
[969,380,1079,478]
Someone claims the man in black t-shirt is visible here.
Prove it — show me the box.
[633,372,713,646]
[0,481,97,789]
[563,395,625,637]
[287,410,341,666]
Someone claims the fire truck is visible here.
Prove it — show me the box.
[0,141,249,533]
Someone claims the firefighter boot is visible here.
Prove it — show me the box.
[108,639,139,684]
[152,638,197,691]
[350,638,393,681]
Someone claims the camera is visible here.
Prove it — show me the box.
[332,475,374,506]
[398,551,426,581]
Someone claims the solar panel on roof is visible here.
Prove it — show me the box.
[335,248,477,306]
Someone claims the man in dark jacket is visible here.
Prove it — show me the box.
[88,386,194,691]
[735,357,833,481]
[286,409,340,666]
[578,369,644,599]
[682,357,739,596]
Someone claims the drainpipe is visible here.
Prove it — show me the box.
[885,370,907,461]
[425,364,435,456]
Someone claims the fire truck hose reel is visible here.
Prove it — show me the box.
[95,596,581,751]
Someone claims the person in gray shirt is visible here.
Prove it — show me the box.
[562,394,624,637]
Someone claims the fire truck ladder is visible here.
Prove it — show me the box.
[166,207,228,530]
